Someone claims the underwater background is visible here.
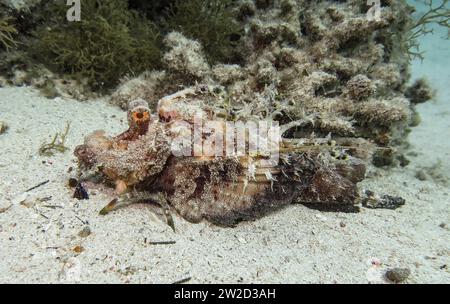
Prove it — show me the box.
[0,0,448,283]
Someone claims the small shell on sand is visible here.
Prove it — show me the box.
[385,268,411,283]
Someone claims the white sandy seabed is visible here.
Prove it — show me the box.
[0,13,449,285]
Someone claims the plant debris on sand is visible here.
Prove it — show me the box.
[39,122,71,156]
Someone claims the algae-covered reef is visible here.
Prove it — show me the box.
[0,0,448,168]
[111,0,442,167]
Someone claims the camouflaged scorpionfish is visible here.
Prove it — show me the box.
[75,85,366,226]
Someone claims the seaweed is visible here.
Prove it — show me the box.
[128,0,177,22]
[406,0,450,60]
[30,0,162,91]
[39,122,71,156]
[164,0,243,64]
[0,16,18,51]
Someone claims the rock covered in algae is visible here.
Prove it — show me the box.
[108,0,434,168]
